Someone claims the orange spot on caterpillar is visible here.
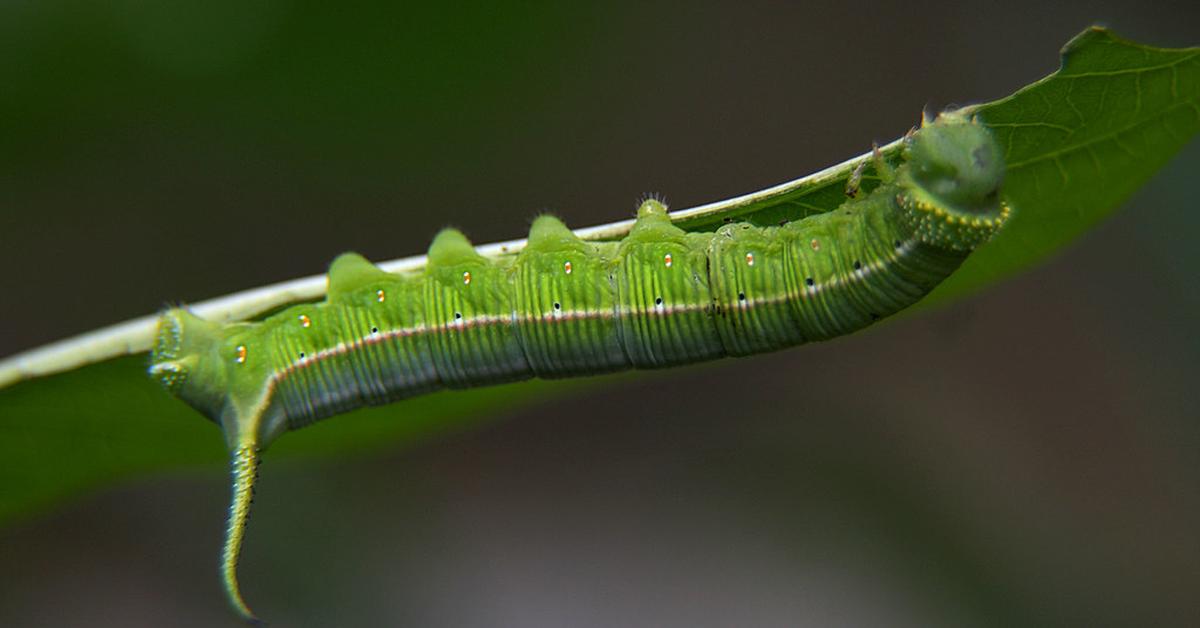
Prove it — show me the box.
[298,314,311,328]
[235,345,247,364]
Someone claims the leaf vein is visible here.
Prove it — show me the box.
[1060,52,1200,78]
[1007,101,1196,171]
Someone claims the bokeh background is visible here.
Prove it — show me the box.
[1,2,1198,626]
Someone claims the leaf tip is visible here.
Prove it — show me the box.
[1060,25,1114,58]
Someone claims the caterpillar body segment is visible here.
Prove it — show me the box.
[148,111,1010,623]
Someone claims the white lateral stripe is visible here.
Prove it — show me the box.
[268,236,923,388]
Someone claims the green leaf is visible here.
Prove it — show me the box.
[0,27,1196,525]
[0,353,577,522]
[942,27,1200,302]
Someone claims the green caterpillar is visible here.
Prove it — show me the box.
[149,111,1010,623]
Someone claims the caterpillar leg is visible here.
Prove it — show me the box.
[844,159,867,198]
[222,445,263,626]
[871,142,895,184]
[844,142,895,198]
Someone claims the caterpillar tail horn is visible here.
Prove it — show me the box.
[223,444,264,626]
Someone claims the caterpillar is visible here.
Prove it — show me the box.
[148,110,1010,623]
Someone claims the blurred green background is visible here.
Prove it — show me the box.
[1,2,1198,626]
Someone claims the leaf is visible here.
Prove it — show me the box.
[0,353,587,523]
[0,27,1196,525]
[940,27,1200,302]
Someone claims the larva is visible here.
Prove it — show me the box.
[149,111,1010,623]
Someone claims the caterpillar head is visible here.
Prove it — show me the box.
[899,111,1011,250]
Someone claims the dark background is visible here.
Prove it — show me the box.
[1,2,1198,626]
